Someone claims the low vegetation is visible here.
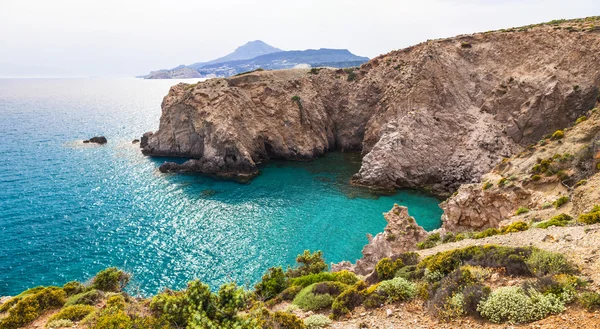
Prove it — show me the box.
[0,245,597,328]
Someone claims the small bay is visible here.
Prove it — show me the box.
[0,78,442,296]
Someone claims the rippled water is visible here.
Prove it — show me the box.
[0,78,443,296]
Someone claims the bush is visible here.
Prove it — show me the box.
[482,181,493,190]
[271,311,306,329]
[501,221,529,234]
[280,285,303,301]
[255,267,287,300]
[303,314,331,328]
[394,265,423,281]
[553,196,570,209]
[396,252,420,266]
[47,305,96,324]
[579,292,600,311]
[375,277,416,303]
[497,178,507,187]
[287,250,328,278]
[0,287,66,329]
[462,284,491,317]
[292,282,345,311]
[417,233,441,250]
[93,310,131,329]
[531,174,541,181]
[418,245,533,277]
[92,268,130,292]
[536,214,572,229]
[515,207,529,215]
[62,281,84,296]
[64,289,101,306]
[473,228,500,239]
[331,281,366,319]
[526,249,574,277]
[576,116,588,124]
[46,319,73,328]
[288,270,357,288]
[477,286,566,324]
[375,258,404,281]
[578,205,600,224]
[551,130,564,140]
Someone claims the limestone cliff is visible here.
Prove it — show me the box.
[143,18,600,194]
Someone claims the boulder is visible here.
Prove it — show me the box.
[83,136,107,144]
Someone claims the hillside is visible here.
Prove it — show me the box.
[141,17,600,196]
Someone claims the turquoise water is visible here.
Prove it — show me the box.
[0,78,442,296]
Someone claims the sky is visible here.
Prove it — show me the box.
[1,0,599,77]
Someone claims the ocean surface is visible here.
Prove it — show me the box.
[0,78,443,296]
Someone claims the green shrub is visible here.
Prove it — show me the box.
[553,196,569,209]
[62,281,84,296]
[575,179,587,187]
[287,250,328,278]
[0,287,66,329]
[482,181,493,190]
[501,221,529,234]
[461,41,472,48]
[288,270,356,288]
[280,285,303,301]
[292,283,337,311]
[515,207,529,215]
[331,281,366,319]
[65,289,101,306]
[578,205,600,224]
[497,178,507,187]
[418,245,534,277]
[375,277,416,303]
[255,267,287,300]
[416,233,441,250]
[473,228,500,239]
[536,214,573,229]
[106,294,126,310]
[270,311,306,329]
[542,202,553,209]
[531,174,541,181]
[46,319,73,328]
[93,310,131,329]
[92,268,130,292]
[303,314,331,328]
[576,116,588,124]
[551,130,564,140]
[579,292,600,311]
[308,68,321,75]
[396,252,420,266]
[47,305,96,325]
[477,286,566,324]
[375,258,404,280]
[526,249,574,277]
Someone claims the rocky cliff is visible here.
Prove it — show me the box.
[143,18,600,195]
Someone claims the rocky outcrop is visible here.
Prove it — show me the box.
[332,204,429,275]
[441,104,600,231]
[83,136,107,144]
[441,184,532,231]
[143,19,600,194]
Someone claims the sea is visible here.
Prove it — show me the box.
[0,77,442,296]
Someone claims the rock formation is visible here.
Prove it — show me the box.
[332,204,429,275]
[83,136,107,144]
[142,20,600,195]
[442,104,600,231]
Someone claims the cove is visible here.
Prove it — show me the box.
[0,78,443,297]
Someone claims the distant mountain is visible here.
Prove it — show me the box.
[141,41,369,79]
[187,40,282,70]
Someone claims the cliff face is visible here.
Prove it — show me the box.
[143,20,600,194]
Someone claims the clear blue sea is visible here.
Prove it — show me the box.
[0,78,442,296]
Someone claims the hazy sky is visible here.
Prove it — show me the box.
[1,0,598,77]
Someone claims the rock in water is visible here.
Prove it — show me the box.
[142,26,600,193]
[132,139,140,144]
[332,204,429,275]
[84,136,107,144]
[140,132,153,148]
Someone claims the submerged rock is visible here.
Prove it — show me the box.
[132,139,140,144]
[83,136,107,144]
[332,204,429,275]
